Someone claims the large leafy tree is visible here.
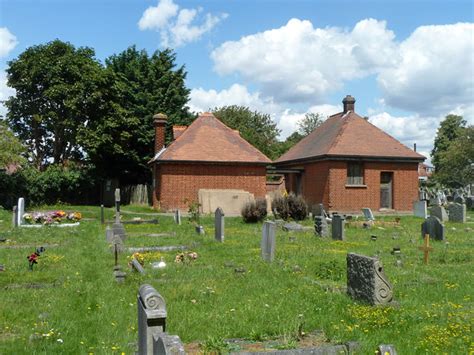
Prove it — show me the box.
[0,120,25,168]
[80,47,192,183]
[5,40,104,169]
[212,106,281,160]
[435,125,473,187]
[297,112,324,136]
[431,114,466,172]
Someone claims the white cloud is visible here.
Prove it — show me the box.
[377,23,474,115]
[211,18,396,103]
[0,70,15,118]
[0,27,18,58]
[138,0,227,47]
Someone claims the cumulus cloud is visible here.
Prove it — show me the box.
[138,0,227,47]
[0,70,15,118]
[377,23,474,115]
[0,27,18,58]
[211,18,396,103]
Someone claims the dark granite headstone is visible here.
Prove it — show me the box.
[332,214,345,240]
[421,216,445,241]
[447,203,466,223]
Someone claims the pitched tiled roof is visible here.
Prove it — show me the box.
[276,111,425,163]
[152,112,271,164]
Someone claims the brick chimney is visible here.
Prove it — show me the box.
[153,113,167,153]
[342,95,356,113]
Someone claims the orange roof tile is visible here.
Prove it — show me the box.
[276,111,425,163]
[152,112,271,164]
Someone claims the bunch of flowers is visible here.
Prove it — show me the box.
[128,252,145,266]
[174,251,198,264]
[23,211,82,225]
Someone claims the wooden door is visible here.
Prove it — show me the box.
[380,172,393,209]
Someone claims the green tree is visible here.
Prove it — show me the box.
[80,47,192,183]
[298,112,324,136]
[0,120,25,168]
[435,125,473,187]
[212,106,281,160]
[5,40,105,169]
[431,114,466,171]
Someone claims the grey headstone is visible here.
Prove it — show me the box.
[466,196,474,209]
[261,221,276,262]
[421,216,445,241]
[12,206,18,228]
[347,253,393,305]
[377,344,397,355]
[111,235,124,253]
[138,284,167,355]
[112,222,126,242]
[17,198,25,226]
[282,222,303,232]
[132,258,146,274]
[105,226,114,243]
[429,205,448,222]
[153,333,185,355]
[413,200,427,218]
[430,195,441,206]
[214,207,224,242]
[174,209,181,225]
[115,188,121,223]
[361,208,375,221]
[314,216,329,237]
[332,214,345,240]
[447,203,466,223]
[312,203,326,218]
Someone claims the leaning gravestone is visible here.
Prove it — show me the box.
[447,203,466,223]
[214,207,224,242]
[332,214,345,240]
[430,205,448,222]
[421,216,445,241]
[413,200,427,218]
[314,216,329,237]
[361,208,375,221]
[347,253,393,305]
[261,221,276,262]
[17,198,25,226]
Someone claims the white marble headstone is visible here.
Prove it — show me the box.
[17,197,25,226]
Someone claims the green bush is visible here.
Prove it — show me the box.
[241,198,267,223]
[272,193,308,221]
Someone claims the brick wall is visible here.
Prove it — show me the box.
[153,163,267,210]
[328,161,419,212]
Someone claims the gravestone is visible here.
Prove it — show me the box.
[114,188,121,223]
[361,208,375,221]
[214,207,224,242]
[447,203,466,223]
[17,197,25,226]
[137,284,167,355]
[413,200,427,218]
[466,196,474,209]
[261,221,276,262]
[105,226,114,243]
[347,253,393,305]
[153,333,185,355]
[12,206,18,228]
[314,216,329,237]
[174,209,181,225]
[111,235,124,253]
[430,195,441,206]
[131,258,146,274]
[332,214,345,240]
[429,205,448,222]
[112,222,126,242]
[421,216,445,241]
[100,204,105,224]
[377,344,397,355]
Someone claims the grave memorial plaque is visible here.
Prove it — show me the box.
[214,207,224,242]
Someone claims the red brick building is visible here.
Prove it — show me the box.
[149,112,271,211]
[274,96,425,213]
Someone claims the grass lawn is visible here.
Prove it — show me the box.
[0,205,473,354]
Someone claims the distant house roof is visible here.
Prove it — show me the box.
[276,110,425,164]
[151,112,271,164]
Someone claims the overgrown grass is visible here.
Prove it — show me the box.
[0,205,472,354]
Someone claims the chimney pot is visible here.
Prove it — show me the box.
[153,113,167,153]
[342,95,356,113]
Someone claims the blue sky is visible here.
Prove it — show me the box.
[1,0,473,161]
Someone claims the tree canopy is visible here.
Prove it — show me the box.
[0,120,25,168]
[297,112,324,136]
[212,106,281,160]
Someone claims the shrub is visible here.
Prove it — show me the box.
[272,193,308,221]
[287,193,308,221]
[241,198,267,223]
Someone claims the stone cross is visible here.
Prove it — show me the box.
[418,234,433,265]
[17,197,25,226]
[261,221,276,262]
[12,205,18,228]
[447,203,466,223]
[413,200,427,218]
[347,253,393,305]
[100,204,105,224]
[314,216,329,237]
[214,207,225,242]
[114,188,121,223]
[332,214,345,240]
[174,209,181,225]
[421,216,445,241]
[361,208,375,221]
[137,284,167,355]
